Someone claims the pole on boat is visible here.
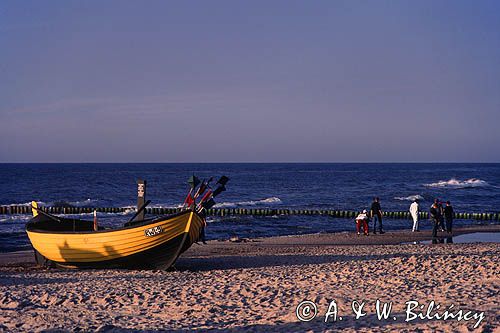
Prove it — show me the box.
[133,179,147,222]
[31,201,39,217]
[93,210,98,231]
[128,200,151,223]
[187,175,201,211]
[30,204,62,223]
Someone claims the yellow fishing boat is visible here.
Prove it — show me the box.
[26,202,205,270]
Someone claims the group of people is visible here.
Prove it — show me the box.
[355,197,455,237]
[410,198,455,237]
[355,197,385,236]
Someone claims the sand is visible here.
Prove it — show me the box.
[0,226,499,332]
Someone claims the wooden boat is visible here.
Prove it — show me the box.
[26,207,205,270]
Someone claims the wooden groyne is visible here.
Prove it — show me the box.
[0,205,499,221]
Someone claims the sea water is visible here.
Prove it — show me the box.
[1,163,499,252]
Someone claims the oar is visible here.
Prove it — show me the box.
[31,205,62,223]
[216,175,229,186]
[194,177,213,200]
[127,200,151,223]
[197,176,230,210]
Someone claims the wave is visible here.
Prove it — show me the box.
[214,197,282,208]
[1,199,99,207]
[2,198,282,210]
[148,203,183,209]
[423,178,489,189]
[65,198,99,207]
[0,215,32,223]
[1,201,48,207]
[394,194,424,201]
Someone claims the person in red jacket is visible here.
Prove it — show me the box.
[355,210,369,236]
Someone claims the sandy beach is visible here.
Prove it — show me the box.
[3,0,500,331]
[1,226,499,332]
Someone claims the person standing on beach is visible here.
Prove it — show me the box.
[409,199,420,232]
[370,197,384,234]
[355,209,369,236]
[444,201,454,233]
[430,202,440,238]
[434,199,446,232]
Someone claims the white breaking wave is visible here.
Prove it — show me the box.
[424,178,489,188]
[214,197,282,208]
[148,203,184,209]
[1,201,47,207]
[39,198,100,207]
[120,203,182,211]
[394,194,424,201]
[205,217,217,223]
[65,198,99,207]
[0,215,32,222]
[1,199,99,207]
[116,207,137,215]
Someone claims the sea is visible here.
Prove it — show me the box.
[1,163,499,252]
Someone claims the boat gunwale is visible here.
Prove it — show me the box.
[26,210,201,235]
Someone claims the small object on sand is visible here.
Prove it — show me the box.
[229,236,240,242]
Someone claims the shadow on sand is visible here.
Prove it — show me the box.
[175,251,431,272]
[76,311,447,332]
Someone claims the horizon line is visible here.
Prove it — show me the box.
[1,161,499,164]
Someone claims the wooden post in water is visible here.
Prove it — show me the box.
[133,179,146,222]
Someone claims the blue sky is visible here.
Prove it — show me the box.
[1,0,499,162]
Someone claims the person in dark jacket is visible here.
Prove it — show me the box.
[370,197,384,234]
[430,203,440,238]
[444,201,454,233]
[434,198,446,232]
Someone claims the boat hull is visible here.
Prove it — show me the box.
[26,211,204,270]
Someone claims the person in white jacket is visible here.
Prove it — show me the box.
[409,199,420,232]
[355,209,370,235]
